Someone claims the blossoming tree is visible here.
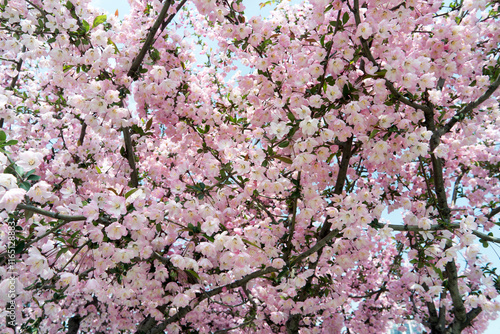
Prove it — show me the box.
[1,0,500,333]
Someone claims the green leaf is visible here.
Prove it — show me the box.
[430,264,444,280]
[274,155,293,164]
[25,209,33,220]
[124,188,138,199]
[15,240,25,254]
[342,12,349,24]
[197,125,210,134]
[156,223,162,233]
[150,48,160,61]
[4,163,20,177]
[4,140,17,146]
[202,233,215,242]
[82,19,90,32]
[145,118,153,131]
[56,247,69,259]
[95,165,102,174]
[242,238,262,250]
[278,141,289,148]
[259,1,272,9]
[93,14,107,28]
[26,174,41,181]
[369,129,379,140]
[0,131,6,142]
[185,269,200,281]
[108,38,120,54]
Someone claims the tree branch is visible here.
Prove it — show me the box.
[17,204,87,221]
[142,223,341,334]
[445,250,467,328]
[127,0,172,79]
[78,123,87,146]
[350,0,431,113]
[318,136,353,238]
[8,48,24,91]
[284,171,300,262]
[159,0,188,32]
[67,314,81,334]
[0,204,108,260]
[440,74,500,137]
[122,126,139,187]
[451,168,468,206]
[487,206,500,220]
[374,222,500,244]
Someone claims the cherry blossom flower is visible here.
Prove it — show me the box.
[269,122,290,139]
[104,222,128,240]
[0,173,17,190]
[299,117,319,136]
[0,188,26,212]
[16,150,44,171]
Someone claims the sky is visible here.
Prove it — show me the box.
[90,0,500,332]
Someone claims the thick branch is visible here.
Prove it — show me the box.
[422,282,443,333]
[318,136,353,238]
[136,316,158,334]
[122,126,139,187]
[17,204,86,221]
[289,229,339,267]
[67,314,81,334]
[127,0,172,79]
[78,123,87,146]
[159,0,188,32]
[8,51,24,90]
[1,47,26,128]
[445,255,467,326]
[284,172,300,262]
[487,206,500,220]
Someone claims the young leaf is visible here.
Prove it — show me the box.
[93,14,107,28]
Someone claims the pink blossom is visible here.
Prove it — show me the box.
[104,222,128,240]
[0,188,26,212]
[16,150,44,170]
[105,196,127,218]
[0,173,17,190]
[27,181,52,203]
[172,293,190,308]
[201,216,220,235]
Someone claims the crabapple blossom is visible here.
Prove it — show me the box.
[0,188,26,212]
[16,150,44,171]
[299,117,319,136]
[105,222,128,240]
[0,173,17,190]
